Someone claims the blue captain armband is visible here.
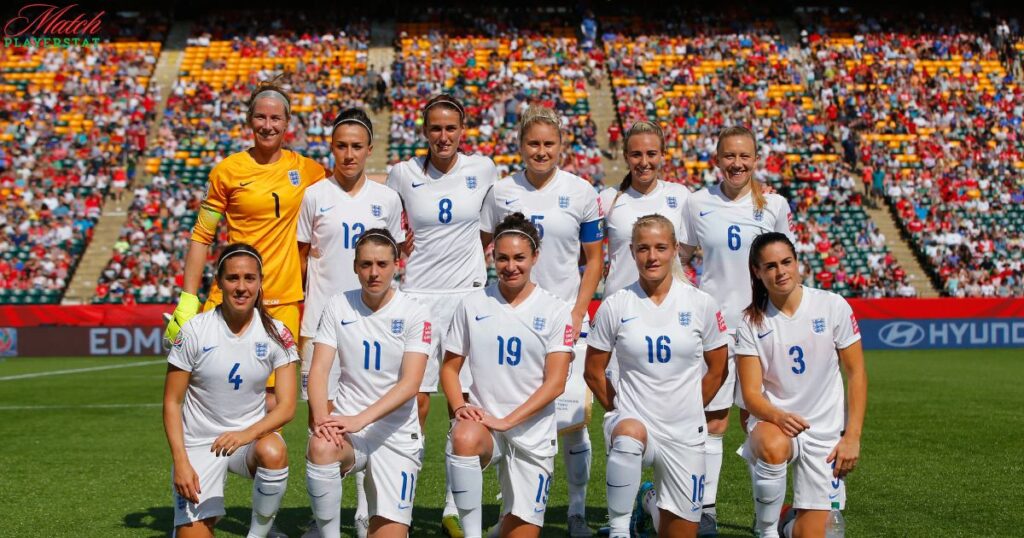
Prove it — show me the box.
[579,219,603,242]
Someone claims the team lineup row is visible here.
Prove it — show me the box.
[161,83,868,538]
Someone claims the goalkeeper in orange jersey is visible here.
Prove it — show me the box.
[165,79,326,410]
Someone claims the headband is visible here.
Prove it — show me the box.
[423,98,465,120]
[356,232,398,254]
[251,89,291,116]
[494,229,538,251]
[217,250,263,275]
[332,117,373,138]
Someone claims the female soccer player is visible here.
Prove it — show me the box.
[305,229,432,538]
[386,93,498,536]
[599,120,692,299]
[677,126,794,534]
[297,108,405,537]
[442,213,574,538]
[167,79,326,410]
[735,232,867,538]
[480,105,603,537]
[163,244,299,538]
[584,214,729,538]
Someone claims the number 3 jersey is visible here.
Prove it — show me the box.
[296,178,406,337]
[734,286,861,440]
[445,285,574,457]
[589,280,730,445]
[386,154,498,292]
[315,290,432,448]
[167,309,299,447]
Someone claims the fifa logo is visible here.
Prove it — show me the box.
[533,317,546,331]
[559,196,570,209]
[371,204,382,218]
[391,319,405,335]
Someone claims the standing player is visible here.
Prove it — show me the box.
[677,126,794,535]
[297,108,404,537]
[735,232,867,538]
[305,229,431,538]
[442,213,574,538]
[480,105,603,537]
[584,215,729,538]
[165,80,326,410]
[163,244,299,538]
[386,93,498,537]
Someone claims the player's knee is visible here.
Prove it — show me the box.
[611,419,647,446]
[175,518,216,537]
[306,435,342,464]
[753,427,790,464]
[705,409,729,434]
[449,421,487,456]
[254,436,288,469]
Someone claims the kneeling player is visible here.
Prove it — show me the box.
[305,229,431,538]
[584,215,729,538]
[442,213,574,538]
[735,232,867,538]
[163,244,299,537]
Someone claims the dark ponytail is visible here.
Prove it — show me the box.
[743,232,798,328]
[215,243,290,352]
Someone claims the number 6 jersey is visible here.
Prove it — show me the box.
[167,309,299,447]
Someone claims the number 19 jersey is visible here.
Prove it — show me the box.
[387,154,498,292]
[588,280,729,445]
[167,309,299,447]
[445,285,574,456]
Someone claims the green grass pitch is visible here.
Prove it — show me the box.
[1,349,1021,537]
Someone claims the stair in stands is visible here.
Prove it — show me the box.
[861,193,940,298]
[366,27,395,178]
[585,74,624,185]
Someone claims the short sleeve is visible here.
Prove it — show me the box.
[443,298,470,357]
[271,322,300,369]
[403,303,433,355]
[385,162,404,198]
[296,189,315,243]
[832,295,862,349]
[314,300,339,348]
[302,155,327,186]
[579,186,603,243]
[734,318,759,357]
[201,165,229,214]
[586,296,618,352]
[774,197,796,242]
[167,319,200,372]
[597,187,615,225]
[678,192,697,247]
[386,190,407,243]
[479,183,499,233]
[545,303,575,355]
[701,295,731,351]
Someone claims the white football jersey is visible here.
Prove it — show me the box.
[168,309,299,447]
[680,184,794,331]
[588,280,730,445]
[387,154,498,292]
[445,285,574,457]
[297,177,406,337]
[480,169,603,303]
[734,286,861,440]
[314,289,432,448]
[599,181,691,296]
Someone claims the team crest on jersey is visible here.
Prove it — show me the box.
[371,204,382,218]
[255,342,269,358]
[391,319,405,335]
[813,318,827,334]
[559,195,570,209]
[667,196,678,209]
[678,311,692,326]
[466,176,477,189]
[288,169,300,186]
[753,208,764,222]
[533,317,546,331]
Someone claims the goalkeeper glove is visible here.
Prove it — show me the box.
[164,291,201,344]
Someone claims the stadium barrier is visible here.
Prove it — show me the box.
[0,299,1022,357]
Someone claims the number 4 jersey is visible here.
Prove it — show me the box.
[589,280,730,445]
[734,286,861,440]
[167,309,299,448]
[387,154,498,292]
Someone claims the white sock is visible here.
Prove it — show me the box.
[447,453,483,538]
[355,469,368,520]
[753,460,787,538]
[306,461,342,538]
[782,517,795,538]
[442,429,459,517]
[562,427,592,518]
[642,484,661,529]
[703,433,724,514]
[249,466,288,538]
[606,436,643,536]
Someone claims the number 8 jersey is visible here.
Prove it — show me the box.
[588,280,730,445]
[167,309,299,447]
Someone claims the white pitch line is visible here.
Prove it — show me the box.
[0,402,162,411]
[0,359,165,381]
